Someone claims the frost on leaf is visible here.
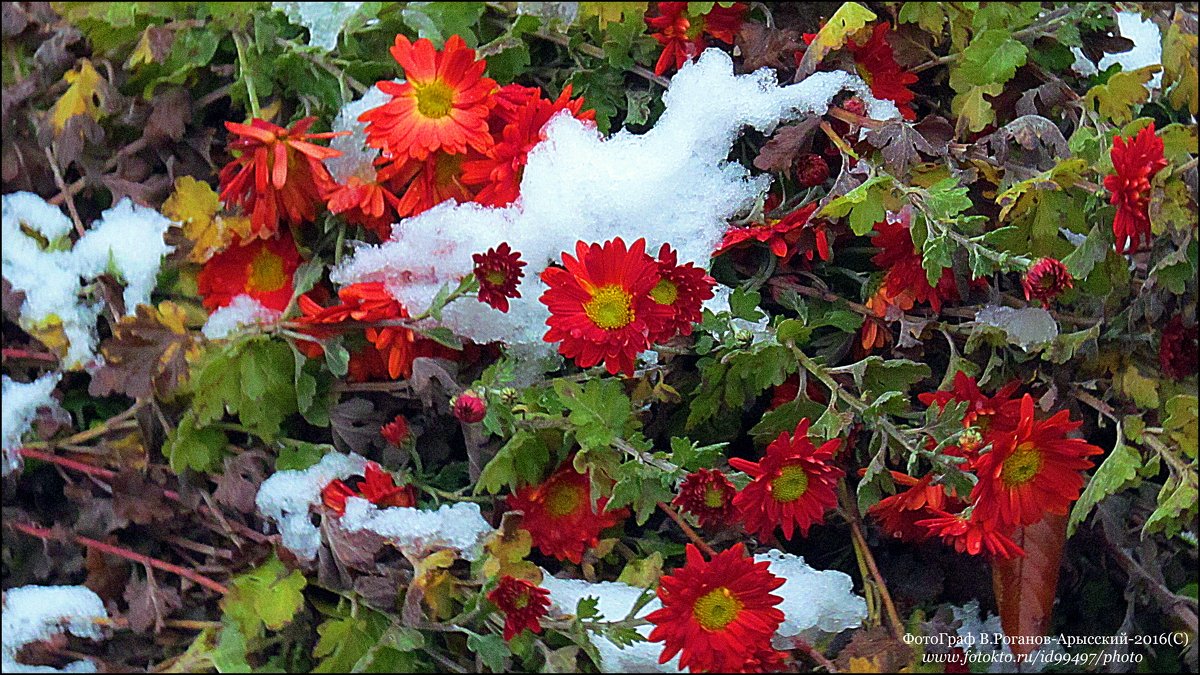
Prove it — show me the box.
[255,451,368,561]
[272,2,365,52]
[338,498,495,562]
[2,584,108,673]
[2,373,67,476]
[332,49,897,356]
[974,305,1059,350]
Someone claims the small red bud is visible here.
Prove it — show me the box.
[452,390,487,424]
[381,414,410,446]
[841,97,867,117]
[794,153,830,187]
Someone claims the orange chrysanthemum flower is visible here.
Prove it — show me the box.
[729,419,845,541]
[917,371,1022,434]
[383,151,476,219]
[916,509,1026,560]
[871,209,961,312]
[672,468,737,529]
[867,471,960,543]
[218,117,343,239]
[360,35,497,161]
[197,231,302,312]
[645,2,748,76]
[971,395,1103,528]
[321,461,417,516]
[326,175,403,240]
[472,243,526,312]
[647,243,715,342]
[462,86,594,207]
[1105,122,1168,254]
[716,202,832,263]
[487,575,551,641]
[646,543,785,673]
[540,237,674,376]
[505,461,627,564]
[1022,257,1074,307]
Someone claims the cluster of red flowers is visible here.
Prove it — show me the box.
[867,372,1103,559]
[540,237,715,376]
[321,461,417,516]
[1106,122,1168,254]
[716,200,834,264]
[801,22,919,120]
[645,2,748,76]
[505,461,628,564]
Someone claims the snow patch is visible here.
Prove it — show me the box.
[201,294,282,340]
[1072,10,1162,90]
[273,2,364,52]
[324,82,395,184]
[69,198,174,316]
[2,373,67,476]
[753,550,867,645]
[2,585,107,673]
[255,451,368,561]
[331,49,898,355]
[338,498,494,561]
[975,305,1059,350]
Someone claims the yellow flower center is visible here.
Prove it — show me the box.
[584,285,635,330]
[484,269,508,286]
[512,591,529,610]
[414,80,456,119]
[771,463,809,503]
[1000,442,1043,487]
[649,278,679,306]
[692,587,742,631]
[245,246,287,293]
[546,481,583,517]
[703,485,726,508]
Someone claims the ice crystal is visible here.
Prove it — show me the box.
[753,550,867,645]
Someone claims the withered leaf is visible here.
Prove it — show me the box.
[753,117,821,173]
[112,469,173,525]
[329,397,387,454]
[89,302,200,400]
[736,22,804,72]
[213,450,270,515]
[834,625,915,672]
[123,574,182,634]
[866,118,937,177]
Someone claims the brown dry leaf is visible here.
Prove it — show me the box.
[212,451,270,515]
[736,22,804,72]
[88,301,201,400]
[992,512,1067,656]
[111,469,172,525]
[753,117,821,173]
[124,574,183,633]
[52,59,106,134]
[835,625,915,672]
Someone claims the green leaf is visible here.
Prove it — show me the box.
[467,632,510,672]
[609,460,674,525]
[1068,425,1142,536]
[555,378,634,451]
[1061,222,1112,280]
[1085,65,1161,124]
[275,440,329,471]
[616,552,664,587]
[1143,471,1199,539]
[898,3,946,35]
[728,287,763,321]
[949,29,1028,92]
[221,554,307,639]
[399,2,485,47]
[821,175,892,236]
[953,85,999,133]
[477,429,552,494]
[1163,395,1198,460]
[164,411,228,474]
[189,336,300,440]
[415,326,464,350]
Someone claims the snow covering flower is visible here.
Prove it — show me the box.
[2,373,67,476]
[1105,122,1168,254]
[1022,257,1074,307]
[452,390,488,423]
[540,237,674,376]
[505,461,627,564]
[646,543,785,673]
[672,468,737,529]
[916,509,1026,559]
[645,2,748,76]
[462,86,595,207]
[381,414,410,446]
[1159,315,1199,380]
[871,208,960,312]
[729,419,844,541]
[360,34,496,161]
[256,451,368,560]
[321,461,416,516]
[867,471,959,542]
[197,232,302,312]
[218,117,343,239]
[488,575,551,640]
[2,584,108,673]
[971,395,1103,528]
[326,175,403,240]
[473,243,526,312]
[648,243,716,341]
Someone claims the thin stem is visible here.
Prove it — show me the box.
[657,502,717,557]
[2,347,58,363]
[233,31,262,119]
[839,481,905,639]
[44,146,87,238]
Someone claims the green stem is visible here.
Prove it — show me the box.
[234,32,262,119]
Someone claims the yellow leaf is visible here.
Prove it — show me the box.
[795,2,877,77]
[52,59,106,134]
[952,85,999,134]
[848,656,883,673]
[578,2,646,27]
[1163,16,1199,115]
[25,315,71,359]
[481,513,543,583]
[1084,65,1161,124]
[162,177,230,263]
[128,29,156,68]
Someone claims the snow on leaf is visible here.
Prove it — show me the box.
[272,2,365,52]
[2,585,108,673]
[974,305,1059,350]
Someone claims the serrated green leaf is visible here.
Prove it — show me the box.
[1068,424,1142,536]
[1085,65,1161,124]
[949,29,1028,92]
[222,554,306,639]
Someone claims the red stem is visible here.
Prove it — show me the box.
[657,502,717,558]
[2,348,59,363]
[9,521,230,595]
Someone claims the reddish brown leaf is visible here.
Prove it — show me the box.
[736,22,804,72]
[112,469,173,526]
[123,574,182,633]
[88,302,199,400]
[992,512,1067,655]
[753,117,821,173]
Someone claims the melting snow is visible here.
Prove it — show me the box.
[338,498,494,561]
[2,585,107,673]
[255,451,368,561]
[201,294,282,340]
[1072,10,1163,90]
[324,82,395,184]
[753,550,867,645]
[975,305,1059,350]
[2,373,67,476]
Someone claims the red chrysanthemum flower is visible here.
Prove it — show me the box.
[540,237,674,376]
[322,461,417,516]
[918,371,1022,434]
[645,2,748,76]
[728,419,845,541]
[382,151,476,219]
[487,575,551,641]
[794,152,831,187]
[381,414,410,446]
[971,395,1103,528]
[867,471,959,542]
[462,86,595,207]
[916,509,1026,559]
[871,209,960,312]
[452,390,487,424]
[845,23,918,121]
[1105,122,1168,254]
[360,35,497,161]
[716,202,832,262]
[505,462,627,564]
[646,543,785,673]
[1159,315,1199,380]
[647,243,716,342]
[473,243,526,312]
[218,117,343,239]
[1022,257,1074,307]
[859,282,915,353]
[672,469,737,529]
[197,231,302,312]
[326,175,403,240]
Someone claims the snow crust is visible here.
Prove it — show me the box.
[338,498,494,561]
[2,193,174,368]
[255,451,368,561]
[273,2,364,52]
[201,294,282,340]
[975,305,1059,350]
[753,550,867,645]
[2,584,107,673]
[324,82,395,184]
[330,49,898,354]
[2,373,67,476]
